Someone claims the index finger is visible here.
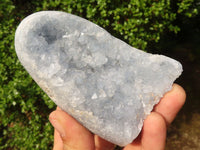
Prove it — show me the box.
[153,84,186,125]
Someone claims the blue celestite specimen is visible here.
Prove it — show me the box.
[15,11,182,146]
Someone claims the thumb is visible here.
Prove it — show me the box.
[49,108,95,150]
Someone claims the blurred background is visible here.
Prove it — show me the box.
[0,0,199,149]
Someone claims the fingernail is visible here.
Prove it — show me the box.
[49,112,66,137]
[56,107,62,110]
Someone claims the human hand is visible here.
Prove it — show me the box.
[49,84,186,150]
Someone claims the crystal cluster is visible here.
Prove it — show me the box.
[15,11,182,146]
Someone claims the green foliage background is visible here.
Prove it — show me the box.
[0,0,199,149]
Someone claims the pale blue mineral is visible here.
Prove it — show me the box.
[15,11,182,146]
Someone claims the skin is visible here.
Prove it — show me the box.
[49,84,186,150]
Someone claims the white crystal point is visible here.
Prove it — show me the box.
[15,11,182,146]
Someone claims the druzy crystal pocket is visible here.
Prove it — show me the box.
[15,11,182,146]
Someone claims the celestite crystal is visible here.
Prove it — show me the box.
[15,11,182,146]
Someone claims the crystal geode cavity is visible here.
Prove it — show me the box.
[15,11,182,146]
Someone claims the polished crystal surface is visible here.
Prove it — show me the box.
[15,11,182,146]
